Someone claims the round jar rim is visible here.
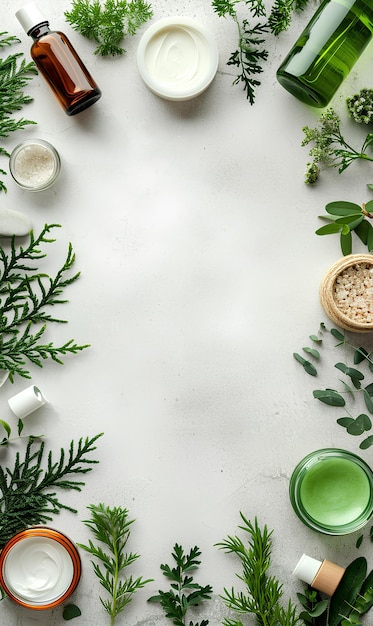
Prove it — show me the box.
[320,254,373,332]
[0,526,81,610]
[9,138,61,192]
[289,448,373,535]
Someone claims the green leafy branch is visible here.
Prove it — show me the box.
[316,200,373,255]
[148,543,213,626]
[0,223,90,381]
[302,108,373,185]
[79,504,151,626]
[65,0,153,56]
[294,324,373,448]
[0,432,103,547]
[216,514,300,626]
[0,32,37,192]
[298,557,373,626]
[0,415,43,447]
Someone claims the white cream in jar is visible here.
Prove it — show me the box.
[137,17,218,100]
[0,528,81,609]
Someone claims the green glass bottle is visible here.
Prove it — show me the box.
[276,0,373,108]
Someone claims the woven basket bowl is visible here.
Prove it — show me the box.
[320,254,373,333]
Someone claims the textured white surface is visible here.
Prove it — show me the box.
[1,0,373,624]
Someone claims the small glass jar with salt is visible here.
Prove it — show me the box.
[9,138,61,191]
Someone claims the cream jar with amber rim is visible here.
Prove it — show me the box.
[0,527,81,610]
[320,254,373,332]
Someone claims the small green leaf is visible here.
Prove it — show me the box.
[293,353,317,376]
[313,389,345,406]
[63,604,82,620]
[307,599,329,617]
[356,535,363,549]
[365,199,373,212]
[0,420,11,439]
[360,435,373,449]
[325,201,362,215]
[17,419,24,436]
[316,223,344,235]
[335,362,364,389]
[331,328,345,342]
[354,347,370,364]
[339,379,355,398]
[340,230,352,255]
[363,389,373,414]
[337,417,355,428]
[303,347,320,359]
[309,334,322,343]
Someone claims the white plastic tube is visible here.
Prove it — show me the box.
[8,385,48,418]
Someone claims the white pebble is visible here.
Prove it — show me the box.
[0,208,32,237]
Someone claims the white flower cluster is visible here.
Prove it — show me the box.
[347,88,373,125]
[334,262,373,323]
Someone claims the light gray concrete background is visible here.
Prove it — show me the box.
[1,0,373,624]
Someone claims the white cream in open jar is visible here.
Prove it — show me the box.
[137,17,219,100]
[0,528,81,609]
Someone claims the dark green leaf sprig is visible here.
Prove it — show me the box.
[294,324,373,449]
[0,223,90,381]
[298,557,373,626]
[148,543,213,626]
[0,32,37,192]
[79,504,151,626]
[65,0,153,56]
[216,514,300,626]
[316,200,373,255]
[0,433,103,547]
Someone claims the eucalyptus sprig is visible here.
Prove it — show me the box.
[294,324,373,448]
[315,200,373,255]
[0,33,37,192]
[65,0,153,56]
[0,223,89,381]
[78,504,152,626]
[0,433,103,547]
[148,543,213,626]
[216,514,301,626]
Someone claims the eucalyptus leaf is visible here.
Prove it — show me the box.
[313,389,345,406]
[339,379,355,398]
[335,214,363,225]
[360,436,373,449]
[0,420,11,439]
[355,220,370,245]
[337,417,354,428]
[330,328,344,342]
[309,334,322,343]
[294,353,317,376]
[363,388,373,414]
[356,535,363,549]
[354,347,369,364]
[334,362,364,389]
[316,223,343,236]
[365,199,373,212]
[328,557,367,626]
[303,347,320,359]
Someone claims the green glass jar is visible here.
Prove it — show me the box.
[289,449,373,535]
[277,0,373,108]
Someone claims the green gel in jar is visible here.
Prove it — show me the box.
[290,449,373,534]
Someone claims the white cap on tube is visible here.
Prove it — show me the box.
[15,2,47,34]
[8,385,48,419]
[293,554,321,585]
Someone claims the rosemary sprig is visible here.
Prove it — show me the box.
[0,433,103,547]
[78,504,152,626]
[0,223,90,381]
[0,32,37,192]
[148,544,213,626]
[216,514,301,626]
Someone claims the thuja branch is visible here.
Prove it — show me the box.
[0,223,90,381]
[0,433,104,547]
[0,32,37,192]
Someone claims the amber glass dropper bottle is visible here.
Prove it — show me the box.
[16,2,102,115]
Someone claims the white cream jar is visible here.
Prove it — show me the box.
[0,527,81,610]
[137,17,219,100]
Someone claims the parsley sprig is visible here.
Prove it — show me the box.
[78,504,152,626]
[65,0,153,56]
[0,223,89,381]
[148,544,213,626]
[0,32,37,192]
[0,433,103,547]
